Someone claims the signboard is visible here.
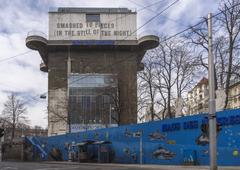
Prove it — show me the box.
[49,13,137,40]
[71,124,118,133]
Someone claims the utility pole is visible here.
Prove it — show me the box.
[109,103,112,127]
[208,13,217,170]
[67,46,71,133]
[139,131,143,165]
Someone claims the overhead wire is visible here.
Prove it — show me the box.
[0,51,32,63]
[2,0,240,126]
[8,0,240,123]
[127,0,186,27]
[1,1,172,104]
[2,1,240,64]
[17,0,180,104]
[107,0,170,23]
[123,0,180,40]
[162,1,240,42]
[0,0,168,65]
[10,1,240,106]
[16,0,240,127]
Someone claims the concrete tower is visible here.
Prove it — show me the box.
[26,8,159,136]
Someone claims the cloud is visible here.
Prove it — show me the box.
[0,0,221,128]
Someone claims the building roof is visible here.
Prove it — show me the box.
[230,80,240,89]
[196,77,208,87]
[189,77,208,93]
[49,8,135,14]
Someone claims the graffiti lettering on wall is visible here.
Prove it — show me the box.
[162,123,181,132]
[162,121,198,132]
[162,113,240,133]
[202,114,240,126]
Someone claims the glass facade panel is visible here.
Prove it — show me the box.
[68,74,118,132]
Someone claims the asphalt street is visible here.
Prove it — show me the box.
[0,162,240,170]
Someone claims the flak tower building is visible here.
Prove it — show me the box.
[26,8,159,136]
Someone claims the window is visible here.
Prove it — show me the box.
[86,14,100,22]
[234,98,237,103]
[68,74,118,126]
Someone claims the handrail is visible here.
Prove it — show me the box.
[25,136,48,160]
[138,31,159,39]
[27,31,47,39]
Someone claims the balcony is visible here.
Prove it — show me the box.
[137,62,144,71]
[26,31,47,50]
[40,62,48,72]
[138,35,159,50]
[26,31,48,64]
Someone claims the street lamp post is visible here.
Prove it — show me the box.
[67,46,71,133]
[109,103,112,127]
[208,13,217,170]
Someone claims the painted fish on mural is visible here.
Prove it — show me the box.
[123,147,137,161]
[133,131,142,137]
[152,147,176,160]
[196,123,209,146]
[149,130,166,140]
[123,147,130,156]
[196,134,209,146]
[124,128,132,137]
[124,128,142,138]
[196,119,222,146]
[202,149,209,155]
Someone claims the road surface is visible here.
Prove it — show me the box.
[0,162,239,170]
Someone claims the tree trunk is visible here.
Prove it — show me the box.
[167,87,171,118]
[224,37,233,109]
[150,82,154,121]
[11,124,15,143]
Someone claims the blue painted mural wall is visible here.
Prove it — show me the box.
[30,109,240,165]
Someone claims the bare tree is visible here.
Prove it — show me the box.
[147,37,198,119]
[138,55,157,121]
[217,0,240,108]
[184,0,240,109]
[2,93,28,142]
[174,47,195,96]
[214,36,229,89]
[137,77,149,122]
[173,44,199,116]
[154,40,178,119]
[48,100,68,124]
[183,17,219,89]
[102,85,120,125]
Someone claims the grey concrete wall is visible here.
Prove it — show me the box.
[49,13,137,40]
[2,143,23,161]
[47,48,139,135]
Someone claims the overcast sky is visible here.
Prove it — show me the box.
[0,0,220,128]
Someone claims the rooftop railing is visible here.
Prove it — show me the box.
[138,30,159,39]
[27,31,47,39]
